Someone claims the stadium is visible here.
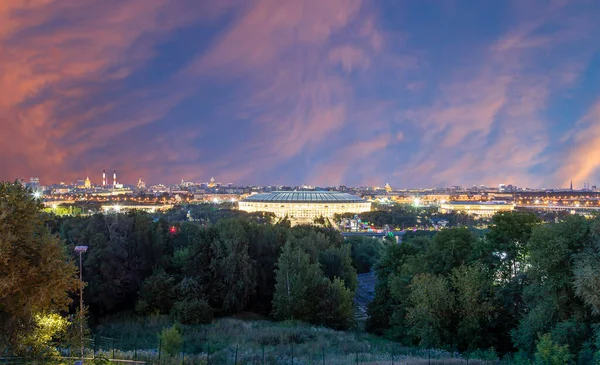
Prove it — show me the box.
[238,191,371,224]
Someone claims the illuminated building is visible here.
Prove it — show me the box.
[238,191,371,224]
[137,178,146,190]
[439,201,514,217]
[385,183,392,193]
[208,177,216,188]
[84,176,91,189]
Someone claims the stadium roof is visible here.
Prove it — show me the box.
[242,191,366,203]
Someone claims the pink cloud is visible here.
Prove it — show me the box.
[555,102,600,186]
[308,134,392,186]
[0,0,230,183]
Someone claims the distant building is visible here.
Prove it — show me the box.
[440,201,514,217]
[238,191,371,225]
[84,176,91,189]
[208,177,216,188]
[27,177,40,190]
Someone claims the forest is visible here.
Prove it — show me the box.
[2,181,600,364]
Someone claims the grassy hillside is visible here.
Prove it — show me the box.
[91,316,496,364]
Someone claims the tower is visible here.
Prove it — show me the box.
[113,170,117,189]
[570,180,573,191]
[84,176,91,189]
[102,169,106,188]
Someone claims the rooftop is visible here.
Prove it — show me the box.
[241,191,366,203]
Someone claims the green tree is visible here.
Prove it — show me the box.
[484,211,539,281]
[534,334,574,365]
[272,242,323,322]
[406,273,454,348]
[159,324,183,356]
[423,227,475,275]
[573,243,600,315]
[347,236,384,274]
[451,264,497,350]
[314,278,354,330]
[210,219,256,313]
[136,268,175,314]
[0,182,78,352]
[318,244,357,291]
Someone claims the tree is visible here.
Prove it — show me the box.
[483,211,539,281]
[423,227,475,275]
[318,244,357,291]
[347,236,384,274]
[534,334,574,365]
[573,241,600,315]
[0,182,78,352]
[406,273,454,348]
[210,219,256,313]
[314,278,354,330]
[136,268,175,314]
[159,324,183,356]
[451,264,497,350]
[272,242,323,322]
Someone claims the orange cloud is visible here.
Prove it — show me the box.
[556,102,600,187]
[0,0,232,183]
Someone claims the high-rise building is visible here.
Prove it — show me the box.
[84,176,91,189]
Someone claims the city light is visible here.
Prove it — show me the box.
[113,205,121,213]
[32,191,41,199]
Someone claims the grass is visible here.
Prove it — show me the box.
[90,315,496,365]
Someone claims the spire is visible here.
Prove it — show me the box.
[570,180,573,191]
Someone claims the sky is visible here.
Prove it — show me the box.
[1,0,599,188]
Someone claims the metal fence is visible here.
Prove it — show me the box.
[0,336,504,365]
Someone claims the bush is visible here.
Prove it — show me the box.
[534,334,573,365]
[159,324,183,356]
[171,299,213,324]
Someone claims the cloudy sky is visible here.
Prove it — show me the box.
[1,0,599,188]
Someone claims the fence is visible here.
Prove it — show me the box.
[17,335,499,365]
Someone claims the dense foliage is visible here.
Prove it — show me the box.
[51,211,358,330]
[367,211,600,363]
[6,181,600,363]
[0,182,78,353]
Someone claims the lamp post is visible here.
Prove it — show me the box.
[74,246,88,363]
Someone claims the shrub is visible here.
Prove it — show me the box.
[171,299,213,324]
[534,334,573,365]
[159,324,183,356]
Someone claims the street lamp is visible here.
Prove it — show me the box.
[74,246,88,362]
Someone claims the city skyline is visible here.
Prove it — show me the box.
[1,0,600,188]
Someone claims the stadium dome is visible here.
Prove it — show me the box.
[239,191,371,224]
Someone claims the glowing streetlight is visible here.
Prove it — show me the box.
[32,191,42,199]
